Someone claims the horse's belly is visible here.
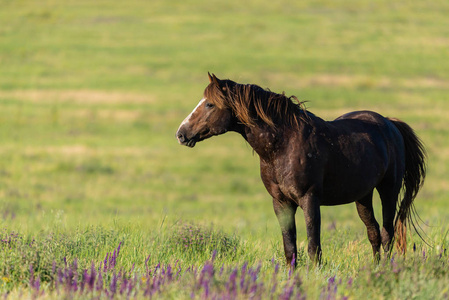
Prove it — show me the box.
[320,190,367,206]
[321,171,381,206]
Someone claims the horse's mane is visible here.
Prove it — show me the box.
[204,79,310,129]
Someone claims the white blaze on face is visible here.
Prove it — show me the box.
[178,98,206,130]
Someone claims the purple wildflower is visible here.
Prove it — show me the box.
[289,254,296,279]
[240,262,248,291]
[80,269,87,292]
[110,272,118,296]
[391,259,400,274]
[271,282,278,295]
[167,264,173,281]
[33,276,40,292]
[104,252,109,272]
[57,269,63,285]
[96,271,103,291]
[144,277,152,297]
[347,277,353,288]
[88,262,96,291]
[227,268,238,297]
[280,283,294,300]
[320,276,338,300]
[120,275,127,295]
[111,248,117,268]
[29,265,35,289]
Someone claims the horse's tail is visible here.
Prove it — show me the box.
[389,118,427,254]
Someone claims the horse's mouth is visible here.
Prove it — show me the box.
[186,139,197,148]
[185,130,211,148]
[177,129,211,148]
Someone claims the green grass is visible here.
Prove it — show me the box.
[1,0,449,298]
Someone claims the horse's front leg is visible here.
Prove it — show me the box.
[302,192,322,264]
[273,198,298,267]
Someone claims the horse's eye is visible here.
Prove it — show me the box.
[205,102,215,109]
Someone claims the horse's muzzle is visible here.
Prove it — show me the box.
[176,130,196,148]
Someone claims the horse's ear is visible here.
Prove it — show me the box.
[212,73,227,92]
[208,73,220,86]
[208,73,226,91]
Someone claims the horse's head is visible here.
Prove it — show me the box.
[176,73,234,148]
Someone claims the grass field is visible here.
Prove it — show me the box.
[1,0,449,298]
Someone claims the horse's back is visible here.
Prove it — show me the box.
[334,110,388,124]
[332,110,402,141]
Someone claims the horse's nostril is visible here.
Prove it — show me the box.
[177,132,186,143]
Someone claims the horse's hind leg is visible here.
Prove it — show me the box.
[355,191,381,260]
[377,181,401,253]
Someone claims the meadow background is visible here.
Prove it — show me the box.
[1,0,449,298]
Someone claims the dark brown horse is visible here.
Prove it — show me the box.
[176,73,426,266]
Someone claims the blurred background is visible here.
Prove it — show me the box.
[1,0,448,245]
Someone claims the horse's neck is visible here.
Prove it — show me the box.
[240,114,325,160]
[241,123,290,160]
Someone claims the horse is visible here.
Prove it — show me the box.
[176,73,426,266]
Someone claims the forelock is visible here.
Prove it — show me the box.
[204,83,228,109]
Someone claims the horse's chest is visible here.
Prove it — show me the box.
[261,145,318,202]
[273,161,311,201]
